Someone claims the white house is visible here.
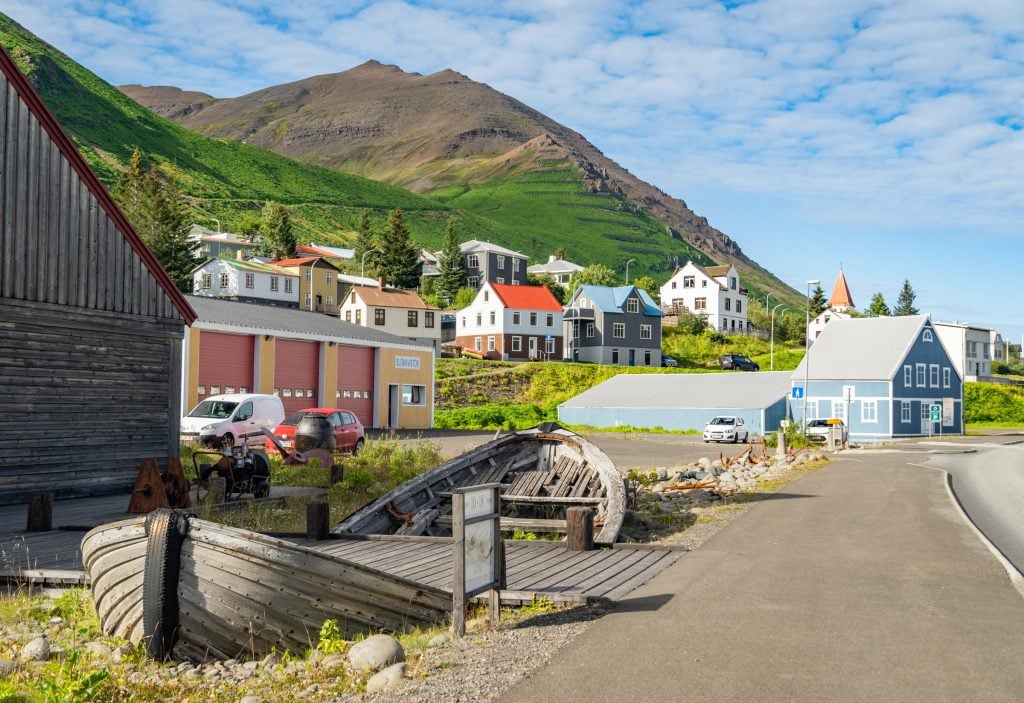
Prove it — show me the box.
[659,261,749,334]
[933,322,1004,381]
[808,309,854,344]
[191,257,299,307]
[455,282,564,360]
[808,269,856,344]
[188,225,258,260]
[340,283,441,352]
[527,255,584,285]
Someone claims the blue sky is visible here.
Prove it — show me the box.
[6,1,1024,344]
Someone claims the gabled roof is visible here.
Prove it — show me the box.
[272,256,342,271]
[460,239,526,258]
[703,264,733,278]
[349,285,437,310]
[490,283,563,311]
[0,45,195,324]
[296,244,354,259]
[561,371,793,411]
[527,258,584,275]
[792,315,934,381]
[187,296,431,349]
[575,285,664,316]
[829,269,855,309]
[192,258,298,276]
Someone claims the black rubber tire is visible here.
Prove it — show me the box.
[221,433,235,448]
[143,509,190,660]
[353,438,364,455]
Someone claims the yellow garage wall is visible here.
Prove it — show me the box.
[377,347,435,429]
[321,343,338,407]
[186,327,201,412]
[257,335,275,394]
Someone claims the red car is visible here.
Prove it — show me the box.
[264,407,365,455]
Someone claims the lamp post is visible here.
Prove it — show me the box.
[210,217,221,233]
[361,249,378,282]
[803,279,821,432]
[765,292,772,313]
[770,303,789,371]
[624,259,636,285]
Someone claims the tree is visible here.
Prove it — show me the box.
[809,285,828,318]
[257,201,295,260]
[353,211,378,272]
[376,208,422,288]
[454,286,477,309]
[893,279,919,316]
[632,274,659,301]
[436,216,466,307]
[112,148,196,292]
[553,246,568,261]
[528,273,566,304]
[567,263,617,297]
[677,311,709,335]
[236,213,262,240]
[866,292,890,317]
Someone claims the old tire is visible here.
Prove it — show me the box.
[143,510,190,660]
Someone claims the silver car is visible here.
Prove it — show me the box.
[703,416,750,443]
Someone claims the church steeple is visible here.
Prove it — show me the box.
[829,269,854,312]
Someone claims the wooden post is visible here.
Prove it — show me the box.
[26,493,53,532]
[451,491,466,638]
[306,501,331,540]
[566,507,594,551]
[330,464,344,486]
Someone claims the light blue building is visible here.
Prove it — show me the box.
[558,372,792,434]
[791,315,962,440]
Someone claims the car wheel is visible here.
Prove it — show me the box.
[221,433,235,448]
[353,438,364,455]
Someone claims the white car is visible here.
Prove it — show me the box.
[806,418,848,443]
[703,416,750,443]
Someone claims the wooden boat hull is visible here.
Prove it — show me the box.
[336,426,626,543]
[82,511,451,662]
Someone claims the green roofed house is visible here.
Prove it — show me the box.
[563,284,665,366]
[191,257,299,308]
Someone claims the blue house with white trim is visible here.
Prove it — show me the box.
[791,315,962,440]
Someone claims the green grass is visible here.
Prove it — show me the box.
[964,382,1024,424]
[662,326,805,371]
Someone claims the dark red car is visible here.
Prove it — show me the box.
[264,407,365,455]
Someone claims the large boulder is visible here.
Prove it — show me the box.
[347,634,405,673]
[366,662,407,693]
[20,637,49,662]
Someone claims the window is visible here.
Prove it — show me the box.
[374,308,386,325]
[201,273,212,289]
[613,322,625,338]
[355,309,362,324]
[219,272,229,288]
[304,293,312,308]
[467,254,479,268]
[402,384,425,406]
[901,401,911,423]
[305,270,312,282]
[487,336,495,352]
[729,277,737,290]
[284,279,293,293]
[545,337,555,353]
[326,295,333,306]
[468,276,479,288]
[862,400,877,423]
[512,279,520,285]
[511,336,522,351]
[425,312,434,328]
[586,322,594,338]
[476,313,482,326]
[345,310,352,322]
[694,297,707,310]
[736,300,742,314]
[483,291,489,302]
[701,279,707,287]
[572,323,580,340]
[530,312,538,326]
[490,311,496,325]
[943,367,951,388]
[832,401,846,421]
[326,272,333,285]
[929,364,939,388]
[513,258,521,272]
[461,316,466,327]
[512,312,521,325]
[922,329,933,342]
[916,363,926,387]
[611,348,619,364]
[244,273,255,289]
[496,277,505,284]
[627,298,639,313]
[270,276,279,292]
[683,275,695,288]
[920,402,930,420]
[725,298,731,311]
[644,350,651,366]
[546,313,554,327]
[497,255,506,268]
[408,310,419,327]
[805,400,818,420]
[640,324,652,340]
[474,337,482,351]
[671,281,677,289]
[904,365,912,386]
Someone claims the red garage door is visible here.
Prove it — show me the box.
[337,345,375,427]
[197,332,255,401]
[275,339,320,416]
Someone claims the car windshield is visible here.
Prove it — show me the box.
[188,400,237,419]
[281,411,313,426]
[736,356,751,362]
[710,417,736,426]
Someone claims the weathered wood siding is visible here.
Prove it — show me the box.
[0,68,186,504]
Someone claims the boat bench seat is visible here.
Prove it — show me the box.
[433,515,569,533]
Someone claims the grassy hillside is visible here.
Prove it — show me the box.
[0,14,516,248]
[964,382,1024,425]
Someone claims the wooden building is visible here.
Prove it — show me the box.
[0,47,196,504]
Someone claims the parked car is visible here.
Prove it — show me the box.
[806,418,848,443]
[703,416,750,443]
[265,407,365,455]
[181,393,285,447]
[720,354,760,371]
[662,356,679,367]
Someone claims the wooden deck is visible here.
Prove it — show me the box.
[0,493,684,602]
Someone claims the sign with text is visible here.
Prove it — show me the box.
[394,356,421,370]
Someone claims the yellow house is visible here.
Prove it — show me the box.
[272,256,343,315]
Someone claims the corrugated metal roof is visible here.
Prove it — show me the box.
[703,264,732,278]
[459,239,525,257]
[560,371,793,410]
[192,258,297,276]
[351,285,437,310]
[577,285,664,316]
[527,258,583,275]
[186,296,432,348]
[491,283,563,311]
[792,315,930,381]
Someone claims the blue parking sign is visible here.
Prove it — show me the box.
[791,386,804,399]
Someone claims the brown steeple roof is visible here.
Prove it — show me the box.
[829,269,855,310]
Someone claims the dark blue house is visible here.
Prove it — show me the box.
[791,315,962,440]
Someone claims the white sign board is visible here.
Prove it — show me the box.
[394,355,421,370]
[464,520,496,593]
[942,398,955,426]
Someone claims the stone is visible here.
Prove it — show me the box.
[20,637,49,662]
[240,697,261,703]
[365,663,407,693]
[0,659,17,678]
[261,653,282,669]
[697,457,712,470]
[112,646,126,663]
[320,653,347,669]
[428,634,450,648]
[242,661,260,671]
[655,467,669,480]
[83,642,112,659]
[347,634,405,673]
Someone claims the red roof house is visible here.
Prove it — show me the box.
[455,282,564,360]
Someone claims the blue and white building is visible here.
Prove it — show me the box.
[791,315,962,440]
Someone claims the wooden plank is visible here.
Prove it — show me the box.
[508,549,619,591]
[532,549,649,594]
[602,551,683,600]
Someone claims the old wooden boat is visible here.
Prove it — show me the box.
[81,510,450,662]
[335,425,626,543]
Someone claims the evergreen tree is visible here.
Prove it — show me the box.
[567,263,617,297]
[553,246,568,261]
[376,209,422,288]
[353,211,378,272]
[436,215,466,307]
[866,292,891,317]
[632,274,659,301]
[258,201,295,260]
[809,285,828,318]
[893,279,919,315]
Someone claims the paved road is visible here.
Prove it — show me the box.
[499,449,1024,702]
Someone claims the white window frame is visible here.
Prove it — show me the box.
[736,300,742,313]
[832,400,846,422]
[304,293,312,307]
[901,401,911,423]
[474,337,482,352]
[327,295,333,305]
[904,365,912,386]
[640,324,652,340]
[929,364,939,388]
[724,298,731,311]
[496,277,505,284]
[916,363,926,387]
[401,384,425,406]
[512,312,521,325]
[305,270,312,282]
[513,258,521,272]
[270,276,279,292]
[920,402,930,420]
[496,255,506,268]
[922,329,933,342]
[694,297,707,310]
[487,336,495,352]
[627,298,639,313]
[489,311,495,325]
[511,336,522,352]
[683,275,695,288]
[613,322,625,338]
[943,367,951,388]
[862,400,877,423]
[545,337,555,354]
[476,313,482,326]
[244,272,254,289]
[468,276,479,288]
[546,313,554,327]
[805,400,818,420]
[284,279,293,293]
[586,322,594,338]
[466,254,479,268]
[201,273,212,289]
[326,272,333,285]
[530,312,538,326]
[219,272,230,288]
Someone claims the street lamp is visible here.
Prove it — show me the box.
[209,217,221,233]
[765,292,772,313]
[361,249,378,282]
[803,279,820,432]
[770,303,790,371]
[624,259,636,285]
